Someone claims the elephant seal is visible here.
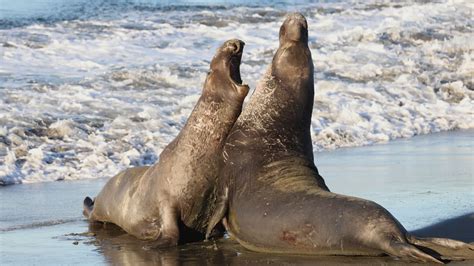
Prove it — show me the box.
[206,14,473,263]
[83,39,249,246]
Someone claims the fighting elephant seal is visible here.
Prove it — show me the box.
[206,14,473,263]
[83,39,249,246]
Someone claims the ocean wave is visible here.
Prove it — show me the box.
[1,0,473,184]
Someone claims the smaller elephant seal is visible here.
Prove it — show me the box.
[83,39,249,247]
[207,13,473,263]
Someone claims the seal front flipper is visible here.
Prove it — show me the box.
[156,204,179,247]
[141,205,179,248]
[83,196,94,218]
[205,187,229,240]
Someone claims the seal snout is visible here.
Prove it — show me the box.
[285,13,308,28]
[280,12,308,43]
[209,39,248,97]
[225,39,245,56]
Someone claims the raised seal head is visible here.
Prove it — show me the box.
[205,39,249,102]
[279,12,308,44]
[273,13,312,84]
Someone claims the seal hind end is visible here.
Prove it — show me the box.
[407,235,474,261]
[83,196,94,218]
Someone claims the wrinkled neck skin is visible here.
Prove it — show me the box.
[234,41,314,161]
[272,41,314,133]
[168,73,245,228]
[178,72,244,153]
[177,102,239,158]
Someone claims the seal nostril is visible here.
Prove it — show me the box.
[231,43,238,54]
[228,39,245,55]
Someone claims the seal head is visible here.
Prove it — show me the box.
[205,39,249,102]
[279,13,308,44]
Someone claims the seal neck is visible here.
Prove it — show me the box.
[174,94,243,231]
[239,43,314,149]
[177,94,243,151]
[272,42,314,124]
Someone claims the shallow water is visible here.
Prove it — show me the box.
[1,0,473,184]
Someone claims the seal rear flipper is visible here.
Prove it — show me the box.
[385,241,443,264]
[83,196,94,218]
[205,187,228,240]
[407,235,474,261]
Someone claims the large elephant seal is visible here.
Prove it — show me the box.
[83,39,249,246]
[207,14,473,263]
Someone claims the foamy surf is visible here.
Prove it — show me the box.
[1,1,473,184]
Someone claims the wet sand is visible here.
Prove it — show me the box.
[1,130,473,265]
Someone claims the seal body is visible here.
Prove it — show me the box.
[84,39,249,246]
[207,14,473,263]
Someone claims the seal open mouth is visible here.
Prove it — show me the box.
[227,40,244,86]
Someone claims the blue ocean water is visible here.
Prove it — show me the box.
[0,0,319,28]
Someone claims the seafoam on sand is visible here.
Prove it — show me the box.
[0,1,473,184]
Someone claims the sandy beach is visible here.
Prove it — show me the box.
[1,130,473,265]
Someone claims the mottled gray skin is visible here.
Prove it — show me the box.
[207,14,473,263]
[84,39,249,247]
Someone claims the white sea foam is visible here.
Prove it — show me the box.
[0,1,473,184]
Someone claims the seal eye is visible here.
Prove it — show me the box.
[280,25,286,37]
